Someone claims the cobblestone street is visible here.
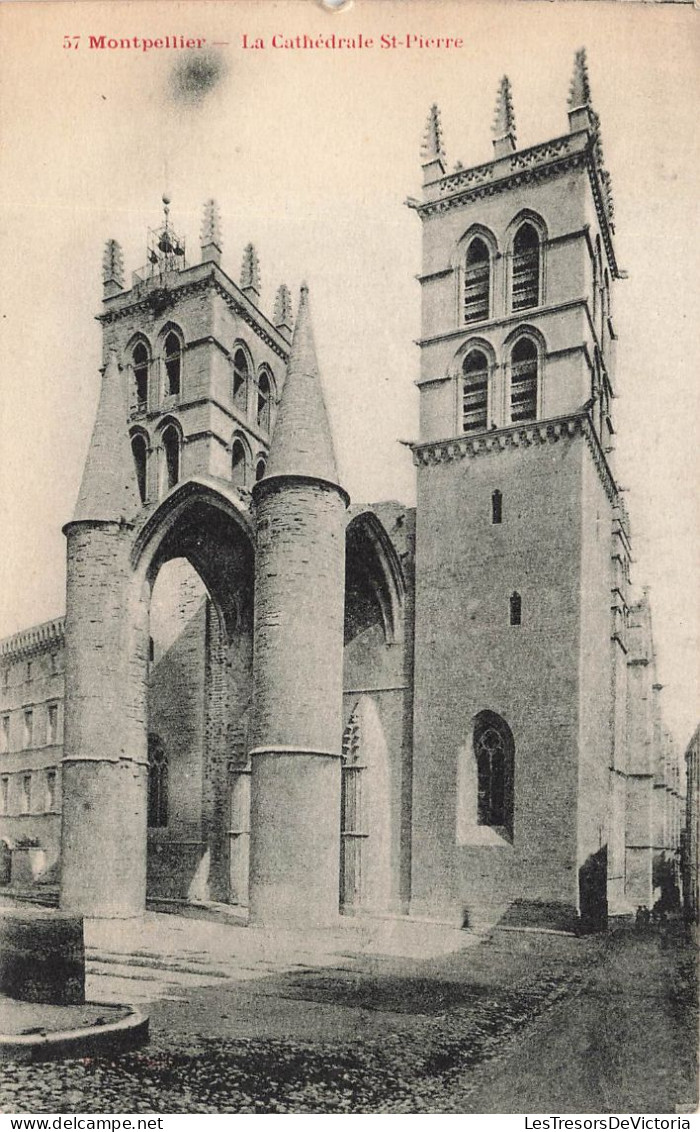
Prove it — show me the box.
[1,911,696,1114]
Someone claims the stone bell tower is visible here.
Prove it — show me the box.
[408,51,630,930]
[248,284,349,928]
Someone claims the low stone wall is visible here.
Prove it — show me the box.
[0,909,85,1005]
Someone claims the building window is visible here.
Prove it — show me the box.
[133,342,149,410]
[46,769,57,812]
[510,338,538,423]
[26,661,32,682]
[464,237,490,324]
[164,332,181,397]
[148,735,168,828]
[1,715,9,754]
[161,425,180,491]
[462,349,489,433]
[474,711,514,834]
[255,458,266,482]
[509,591,522,626]
[512,223,540,312]
[491,490,502,524]
[47,704,58,746]
[23,710,33,749]
[21,774,31,814]
[257,370,271,433]
[231,438,247,489]
[232,348,249,414]
[0,776,8,815]
[131,433,148,504]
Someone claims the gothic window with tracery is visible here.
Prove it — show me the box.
[510,338,538,423]
[464,237,490,323]
[231,438,247,488]
[473,711,514,833]
[512,223,540,311]
[462,349,489,433]
[257,370,271,433]
[133,342,149,410]
[148,735,168,828]
[131,433,148,504]
[161,425,180,491]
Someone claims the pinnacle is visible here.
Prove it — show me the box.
[72,352,141,523]
[241,243,261,297]
[568,47,592,109]
[200,199,222,248]
[261,285,344,495]
[421,103,446,169]
[492,76,516,141]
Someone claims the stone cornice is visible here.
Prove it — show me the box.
[416,297,591,349]
[411,131,618,279]
[0,618,65,661]
[411,409,619,503]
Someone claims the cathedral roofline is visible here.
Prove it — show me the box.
[97,260,292,363]
[409,129,618,278]
[0,617,65,660]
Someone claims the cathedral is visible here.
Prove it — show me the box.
[0,51,683,931]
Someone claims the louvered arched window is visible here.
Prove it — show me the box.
[133,343,149,410]
[233,348,249,414]
[257,370,271,432]
[512,223,540,312]
[161,424,180,491]
[464,237,490,324]
[131,433,148,504]
[510,338,538,423]
[164,332,181,397]
[462,349,489,433]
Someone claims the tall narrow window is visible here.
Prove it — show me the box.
[0,776,8,815]
[47,704,58,745]
[509,591,522,626]
[464,237,490,324]
[512,223,540,311]
[257,370,271,432]
[231,438,247,489]
[164,333,181,397]
[46,769,57,812]
[1,715,9,754]
[131,434,148,504]
[255,458,266,483]
[491,490,502,524]
[462,349,489,433]
[148,736,168,828]
[162,425,180,491]
[133,342,149,410]
[23,710,33,749]
[232,349,249,414]
[510,338,538,423]
[21,774,31,814]
[473,711,514,834]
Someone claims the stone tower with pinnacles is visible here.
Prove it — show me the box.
[0,51,683,931]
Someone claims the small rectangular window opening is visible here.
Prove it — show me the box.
[492,490,502,524]
[509,591,522,626]
[23,710,33,748]
[21,774,31,813]
[1,715,9,754]
[47,704,58,745]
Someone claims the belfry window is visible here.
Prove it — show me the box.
[462,349,489,433]
[473,711,514,834]
[163,333,181,397]
[464,237,490,324]
[131,434,148,504]
[512,223,540,312]
[148,735,168,828]
[133,343,149,410]
[510,338,538,423]
[233,349,249,414]
[162,425,180,491]
[257,370,271,433]
[231,438,247,489]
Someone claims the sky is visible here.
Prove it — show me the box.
[0,0,698,750]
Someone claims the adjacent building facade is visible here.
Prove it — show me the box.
[0,52,684,929]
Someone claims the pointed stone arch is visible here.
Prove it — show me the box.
[345,510,406,646]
